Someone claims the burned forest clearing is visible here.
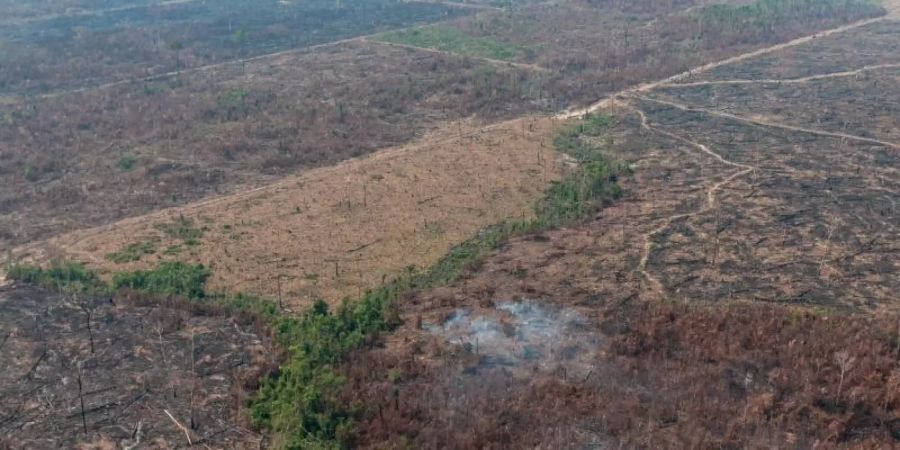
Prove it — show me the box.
[2,0,900,448]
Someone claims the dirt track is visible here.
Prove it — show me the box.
[631,94,900,149]
[559,15,889,119]
[664,62,900,87]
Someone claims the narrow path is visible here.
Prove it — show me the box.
[631,94,900,150]
[627,103,756,296]
[629,105,755,208]
[558,15,887,119]
[364,38,552,73]
[662,63,900,88]
[406,0,502,11]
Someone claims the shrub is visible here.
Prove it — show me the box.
[155,216,204,242]
[105,241,156,263]
[117,155,138,171]
[7,262,104,293]
[112,262,209,299]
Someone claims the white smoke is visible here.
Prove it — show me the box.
[425,300,602,380]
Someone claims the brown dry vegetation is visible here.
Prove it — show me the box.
[3,1,899,448]
[338,15,900,448]
[0,283,278,449]
[2,0,883,251]
[18,117,569,308]
[346,292,900,448]
[0,41,544,247]
[402,0,884,105]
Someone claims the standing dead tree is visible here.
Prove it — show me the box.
[834,350,856,404]
[189,325,198,431]
[76,360,87,435]
[74,294,96,355]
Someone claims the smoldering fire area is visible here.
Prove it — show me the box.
[425,300,603,381]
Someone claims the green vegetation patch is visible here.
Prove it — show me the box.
[155,216,205,246]
[105,241,157,264]
[6,262,104,293]
[542,114,624,223]
[117,155,138,171]
[112,262,209,299]
[376,25,521,61]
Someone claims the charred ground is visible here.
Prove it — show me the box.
[338,10,900,449]
[0,283,278,449]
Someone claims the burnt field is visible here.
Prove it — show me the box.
[621,97,898,310]
[2,0,886,253]
[0,0,474,94]
[374,0,885,106]
[652,21,900,144]
[2,1,899,448]
[696,19,900,81]
[337,12,900,448]
[0,283,277,449]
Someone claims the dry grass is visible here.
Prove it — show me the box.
[0,40,544,248]
[17,116,568,308]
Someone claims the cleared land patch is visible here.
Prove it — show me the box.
[0,40,545,248]
[3,2,899,449]
[375,25,522,62]
[17,117,569,308]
